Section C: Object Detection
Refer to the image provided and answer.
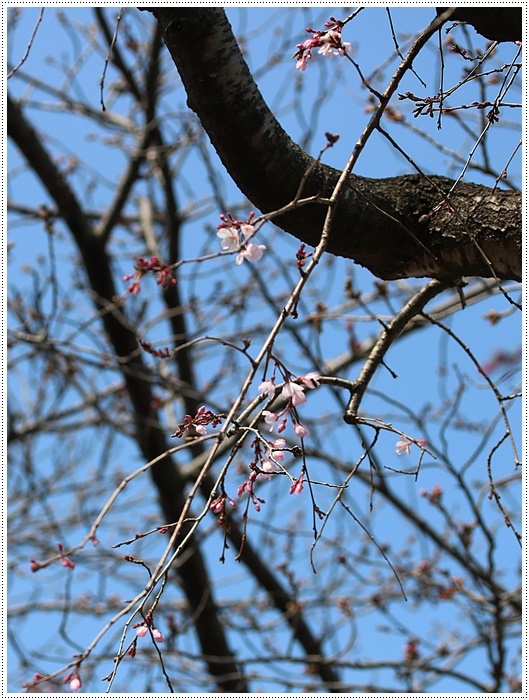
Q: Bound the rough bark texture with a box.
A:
[436,7,522,42]
[147,7,521,282]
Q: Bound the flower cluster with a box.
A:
[210,492,237,527]
[217,211,266,265]
[171,405,225,438]
[123,256,176,295]
[293,17,352,71]
[259,371,320,435]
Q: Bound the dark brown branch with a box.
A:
[436,7,522,42]
[145,8,521,281]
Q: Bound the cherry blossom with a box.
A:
[262,410,278,430]
[281,380,307,406]
[293,17,351,71]
[396,439,412,455]
[136,624,149,638]
[217,226,240,252]
[217,212,266,265]
[258,379,276,398]
[396,437,428,454]
[236,241,266,266]
[300,371,321,388]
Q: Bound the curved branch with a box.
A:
[436,7,522,42]
[146,8,521,282]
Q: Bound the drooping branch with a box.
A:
[145,8,521,282]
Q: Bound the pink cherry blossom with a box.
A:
[236,242,266,265]
[300,371,321,388]
[195,425,207,435]
[396,439,412,455]
[240,223,255,237]
[259,379,276,399]
[259,460,277,479]
[136,625,149,638]
[281,381,306,406]
[262,411,278,431]
[318,42,336,58]
[217,227,240,251]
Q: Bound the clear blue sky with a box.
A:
[7,6,522,693]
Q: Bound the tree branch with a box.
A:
[144,7,521,281]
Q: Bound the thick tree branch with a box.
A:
[146,7,521,282]
[436,7,522,43]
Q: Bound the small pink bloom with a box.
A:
[136,625,149,638]
[416,438,428,449]
[260,460,277,479]
[236,242,266,265]
[396,439,412,455]
[217,227,240,251]
[296,57,308,71]
[281,381,306,406]
[61,557,75,569]
[240,223,255,237]
[152,628,165,643]
[271,438,286,449]
[300,371,321,388]
[262,411,278,431]
[294,423,308,438]
[259,379,276,399]
[195,425,207,435]
[318,42,335,58]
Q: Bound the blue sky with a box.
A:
[6,6,522,693]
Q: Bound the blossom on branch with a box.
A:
[293,17,352,71]
[396,437,427,455]
[281,381,307,406]
[123,256,176,295]
[217,212,266,265]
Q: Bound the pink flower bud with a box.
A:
[152,628,165,643]
[70,677,82,691]
[294,423,308,438]
[136,625,149,638]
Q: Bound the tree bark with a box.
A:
[436,7,522,42]
[146,7,521,282]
